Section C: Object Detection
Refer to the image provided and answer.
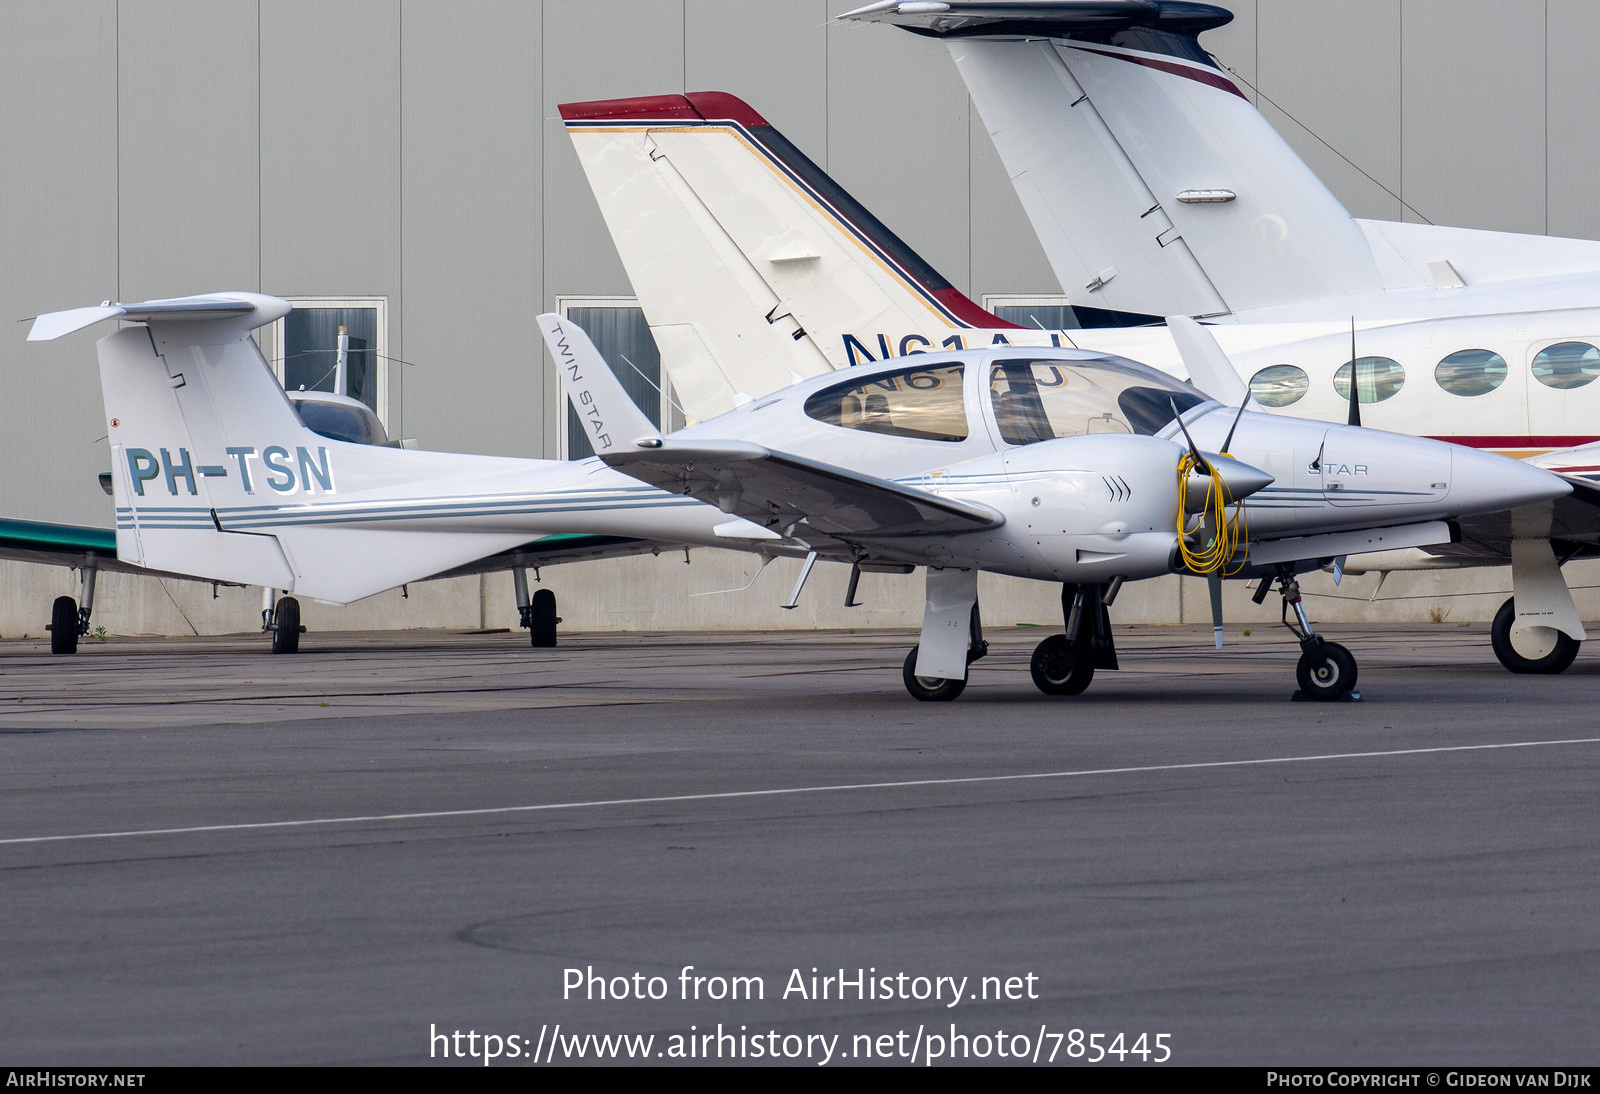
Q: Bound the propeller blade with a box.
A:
[1169,397,1212,476]
[1207,570,1225,650]
[1219,396,1249,456]
[1346,317,1362,427]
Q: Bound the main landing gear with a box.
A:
[903,603,988,701]
[262,589,305,654]
[513,568,561,647]
[1489,596,1580,675]
[47,565,98,655]
[1028,582,1120,697]
[1261,565,1358,702]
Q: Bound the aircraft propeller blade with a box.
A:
[1219,396,1249,456]
[1207,569,1225,650]
[1346,317,1362,428]
[1169,397,1212,476]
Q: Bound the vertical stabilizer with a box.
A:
[32,293,539,601]
[843,2,1389,316]
[561,93,1020,420]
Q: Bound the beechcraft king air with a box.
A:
[559,5,1600,675]
[24,292,1564,701]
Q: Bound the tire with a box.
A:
[1490,597,1579,675]
[49,596,78,656]
[271,596,301,655]
[1296,641,1357,701]
[529,588,558,648]
[1029,634,1094,696]
[901,646,966,701]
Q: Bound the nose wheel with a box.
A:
[1268,566,1359,702]
[1295,641,1357,700]
[1029,634,1095,695]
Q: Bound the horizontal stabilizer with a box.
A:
[838,1,1232,38]
[602,439,1003,540]
[29,293,290,342]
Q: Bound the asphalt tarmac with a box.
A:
[0,624,1595,1066]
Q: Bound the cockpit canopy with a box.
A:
[802,354,1208,445]
[989,357,1209,444]
[288,390,391,446]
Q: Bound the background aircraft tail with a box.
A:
[32,294,535,602]
[845,1,1600,314]
[562,92,1031,421]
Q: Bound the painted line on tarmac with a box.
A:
[3,736,1598,847]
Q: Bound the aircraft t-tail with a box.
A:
[559,76,1600,676]
[29,292,1563,700]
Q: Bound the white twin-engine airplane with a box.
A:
[558,0,1600,676]
[26,290,1564,701]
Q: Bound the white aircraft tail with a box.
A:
[842,1,1386,316]
[845,2,1600,313]
[30,293,537,602]
[561,92,1144,421]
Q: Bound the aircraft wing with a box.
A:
[423,533,681,580]
[601,440,1004,544]
[0,516,157,575]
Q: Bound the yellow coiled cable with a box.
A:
[1175,452,1249,575]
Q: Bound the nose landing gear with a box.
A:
[1028,582,1119,697]
[1264,566,1359,702]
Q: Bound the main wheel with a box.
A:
[1490,597,1579,674]
[271,596,301,655]
[1029,634,1094,696]
[49,596,78,655]
[529,588,558,648]
[901,646,966,701]
[1296,641,1357,701]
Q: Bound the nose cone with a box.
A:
[1185,452,1274,512]
[1448,446,1572,514]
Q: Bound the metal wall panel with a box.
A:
[685,0,829,162]
[1256,0,1404,222]
[1401,0,1545,234]
[400,1,543,457]
[0,1,119,525]
[823,16,973,295]
[258,2,402,307]
[117,0,260,302]
[540,0,686,454]
[1546,0,1600,241]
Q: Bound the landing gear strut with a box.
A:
[513,568,561,647]
[262,589,304,654]
[1266,566,1358,701]
[47,565,98,655]
[1029,582,1119,696]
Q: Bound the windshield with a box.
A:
[988,357,1208,445]
[292,398,390,446]
[803,362,967,442]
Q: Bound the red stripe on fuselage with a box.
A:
[1425,436,1600,449]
